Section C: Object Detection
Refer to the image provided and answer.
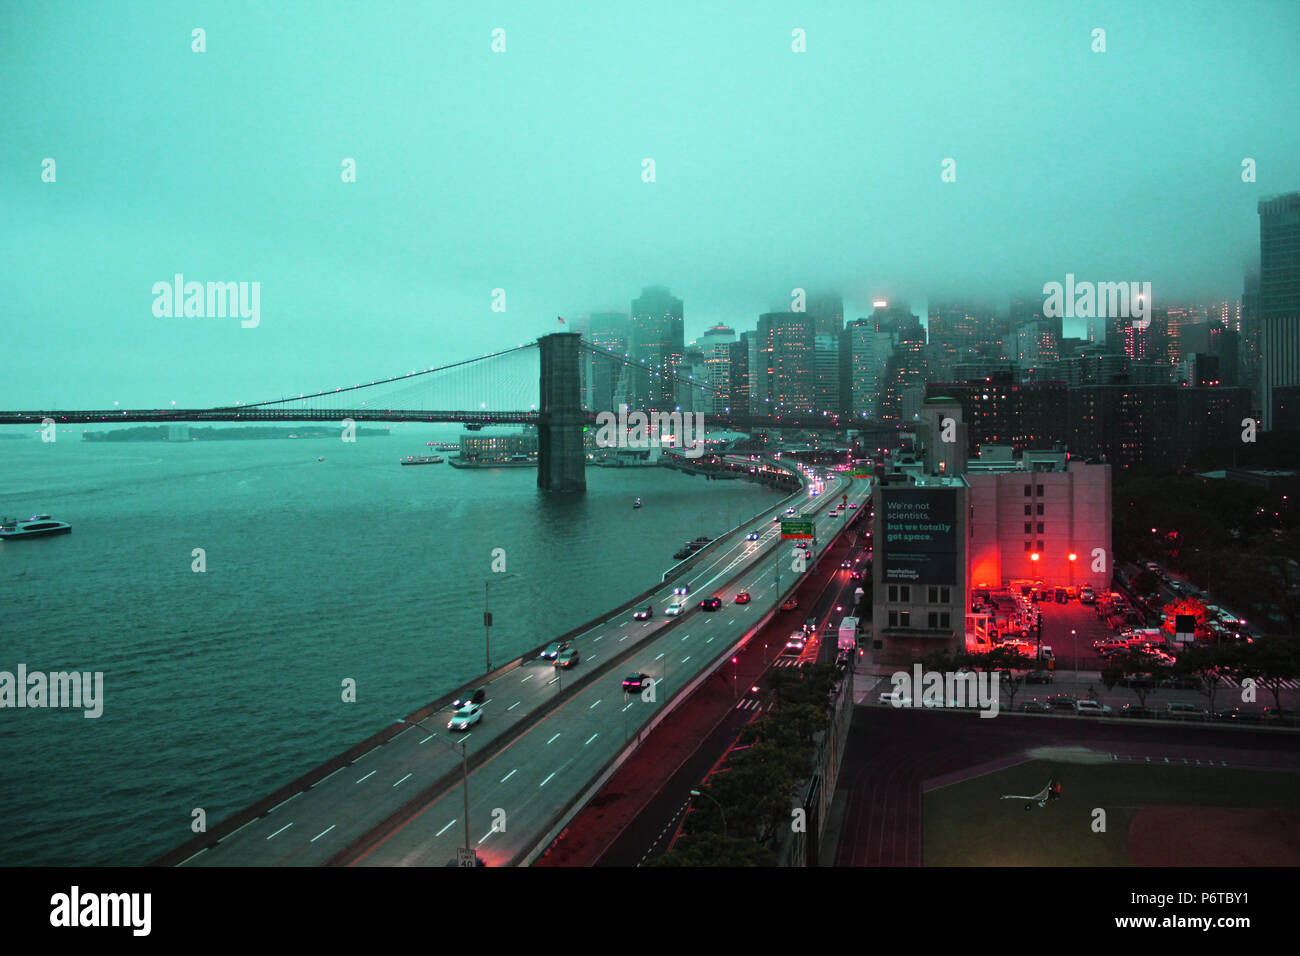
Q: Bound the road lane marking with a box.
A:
[478,829,496,845]
[266,823,293,840]
[311,825,336,843]
[681,634,690,641]
[436,820,457,836]
[682,656,690,663]
[393,773,413,788]
[585,732,599,745]
[589,699,601,709]
[547,733,561,744]
[508,701,521,710]
[419,734,434,744]
[356,770,377,784]
[501,769,518,783]
[540,772,556,787]
[623,701,634,711]
[595,635,604,642]
[655,653,665,661]
[521,674,534,683]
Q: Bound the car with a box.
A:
[1079,585,1095,604]
[803,617,818,634]
[841,559,852,569]
[633,606,653,620]
[1075,700,1112,716]
[1022,699,1050,713]
[673,584,691,595]
[1166,702,1207,720]
[539,641,571,660]
[451,688,486,707]
[1156,675,1201,690]
[746,531,759,541]
[781,597,799,610]
[734,590,751,604]
[554,648,580,669]
[1047,695,1078,713]
[879,691,911,707]
[848,503,858,509]
[699,596,722,611]
[1120,704,1158,719]
[786,507,797,515]
[448,703,483,731]
[1024,670,1053,684]
[665,600,687,616]
[850,570,862,580]
[785,632,806,652]
[622,672,653,692]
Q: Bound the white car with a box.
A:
[665,601,686,617]
[1075,700,1112,716]
[448,703,483,731]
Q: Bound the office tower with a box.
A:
[1015,321,1060,366]
[1258,193,1300,429]
[677,345,709,412]
[842,318,893,420]
[1209,323,1239,386]
[697,324,736,414]
[806,291,844,337]
[756,312,815,417]
[927,304,985,382]
[879,310,927,423]
[629,285,684,411]
[728,334,751,417]
[813,333,841,416]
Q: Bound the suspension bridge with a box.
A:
[0,333,861,491]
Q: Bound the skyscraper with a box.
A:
[806,291,845,338]
[629,286,684,411]
[1258,193,1300,429]
[756,312,815,417]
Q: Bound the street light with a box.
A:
[483,573,517,672]
[1071,628,1078,688]
[396,717,472,856]
[689,788,727,835]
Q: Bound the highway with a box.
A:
[181,465,873,866]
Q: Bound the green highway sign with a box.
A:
[781,520,813,539]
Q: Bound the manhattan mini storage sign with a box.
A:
[881,488,957,584]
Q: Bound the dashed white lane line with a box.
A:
[682,656,691,663]
[585,732,599,745]
[540,772,556,787]
[393,773,413,788]
[589,699,601,709]
[655,653,665,661]
[356,770,377,784]
[521,674,534,683]
[595,635,604,642]
[420,734,434,744]
[436,820,457,837]
[547,733,561,745]
[508,701,521,711]
[501,769,518,783]
[311,825,335,843]
[266,823,293,840]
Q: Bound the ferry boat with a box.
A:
[633,498,642,509]
[400,455,444,466]
[0,514,72,539]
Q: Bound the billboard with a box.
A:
[881,487,958,584]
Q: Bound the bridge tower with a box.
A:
[537,331,587,492]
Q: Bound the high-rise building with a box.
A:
[806,291,844,338]
[842,318,893,419]
[1208,323,1239,386]
[1258,193,1300,429]
[629,285,684,411]
[813,333,841,416]
[927,304,985,382]
[698,324,736,414]
[756,312,815,417]
[728,334,752,417]
[878,307,927,423]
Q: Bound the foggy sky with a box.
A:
[3,0,1299,408]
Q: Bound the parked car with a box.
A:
[1047,695,1078,713]
[1079,585,1095,604]
[1022,699,1050,713]
[1024,670,1053,684]
[1166,702,1207,720]
[1076,700,1113,716]
[1120,704,1158,719]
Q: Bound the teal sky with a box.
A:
[3,0,1298,408]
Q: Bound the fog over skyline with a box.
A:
[3,0,1299,407]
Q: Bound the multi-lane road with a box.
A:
[181,467,873,866]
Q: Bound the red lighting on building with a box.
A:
[1030,552,1040,562]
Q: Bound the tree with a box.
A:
[1177,642,1243,713]
[970,647,1029,712]
[1100,649,1168,707]
[1236,636,1300,710]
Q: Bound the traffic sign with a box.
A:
[781,520,813,539]
[456,847,476,867]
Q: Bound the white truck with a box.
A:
[838,616,859,652]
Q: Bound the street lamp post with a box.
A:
[1072,628,1078,689]
[398,717,471,856]
[689,788,727,835]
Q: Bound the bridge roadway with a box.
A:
[180,472,872,866]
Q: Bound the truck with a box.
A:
[838,616,859,652]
